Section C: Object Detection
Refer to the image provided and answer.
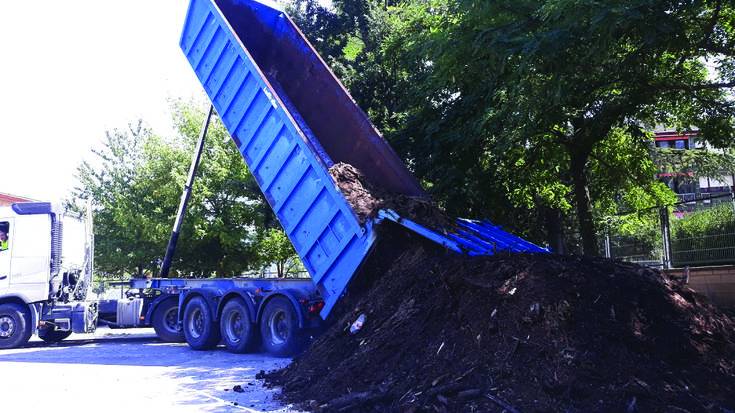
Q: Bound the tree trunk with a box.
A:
[569,153,598,256]
[545,206,568,254]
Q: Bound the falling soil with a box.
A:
[263,164,735,412]
[329,162,455,229]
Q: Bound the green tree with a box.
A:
[382,0,734,255]
[75,121,159,277]
[288,0,404,133]
[671,202,735,266]
[652,145,735,184]
[74,101,270,278]
[256,228,304,277]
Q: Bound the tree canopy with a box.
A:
[294,0,735,255]
[74,101,298,278]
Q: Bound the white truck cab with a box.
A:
[0,202,95,349]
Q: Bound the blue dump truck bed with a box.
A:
[180,0,547,317]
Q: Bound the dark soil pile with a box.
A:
[264,163,735,412]
[266,244,735,412]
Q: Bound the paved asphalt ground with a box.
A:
[0,327,302,413]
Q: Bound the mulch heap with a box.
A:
[328,162,455,229]
[263,163,735,413]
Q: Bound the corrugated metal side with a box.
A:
[180,0,376,316]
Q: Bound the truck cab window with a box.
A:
[0,221,9,251]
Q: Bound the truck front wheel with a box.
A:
[183,296,221,350]
[220,298,260,354]
[152,298,185,343]
[260,296,303,357]
[0,303,33,349]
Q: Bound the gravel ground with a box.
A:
[0,327,302,413]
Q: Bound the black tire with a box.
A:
[38,329,72,343]
[260,296,303,357]
[183,296,221,350]
[151,298,185,343]
[0,303,33,349]
[220,298,260,353]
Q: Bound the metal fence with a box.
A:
[603,193,735,268]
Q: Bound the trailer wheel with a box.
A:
[152,298,185,343]
[260,296,303,357]
[0,303,33,349]
[183,296,221,350]
[220,298,260,353]
[38,329,72,343]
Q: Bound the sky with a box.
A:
[0,0,206,201]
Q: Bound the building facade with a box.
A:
[654,130,734,202]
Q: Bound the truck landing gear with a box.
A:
[0,303,32,349]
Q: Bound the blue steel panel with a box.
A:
[292,193,334,251]
[232,91,270,145]
[318,230,376,294]
[219,66,255,125]
[181,0,376,316]
[256,137,295,188]
[262,145,306,196]
[297,193,340,251]
[376,209,548,256]
[278,169,322,230]
[244,111,281,167]
[205,44,238,98]
[198,29,228,82]
[457,219,547,253]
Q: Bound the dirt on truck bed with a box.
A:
[329,162,455,229]
[263,164,735,413]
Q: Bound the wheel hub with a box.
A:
[231,315,243,337]
[164,309,178,331]
[223,311,243,343]
[189,310,204,338]
[0,316,15,338]
[270,311,288,344]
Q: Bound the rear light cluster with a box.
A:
[307,301,324,317]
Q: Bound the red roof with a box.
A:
[654,131,698,141]
[0,192,35,207]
